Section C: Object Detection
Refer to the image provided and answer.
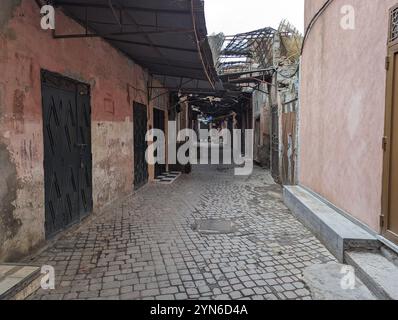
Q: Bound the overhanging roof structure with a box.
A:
[42,0,221,93]
[215,27,277,75]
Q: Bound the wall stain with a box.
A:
[0,83,5,118]
[13,89,25,118]
[13,89,25,133]
[4,27,17,40]
[0,0,22,30]
[0,143,22,256]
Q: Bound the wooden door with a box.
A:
[382,7,398,244]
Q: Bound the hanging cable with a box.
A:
[301,0,335,55]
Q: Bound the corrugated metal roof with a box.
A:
[50,0,222,92]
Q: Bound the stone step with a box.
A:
[154,171,182,184]
[0,265,42,300]
[380,245,398,268]
[302,263,376,300]
[284,186,380,262]
[345,250,398,300]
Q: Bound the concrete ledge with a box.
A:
[303,263,376,300]
[0,265,41,300]
[345,251,398,300]
[283,186,380,262]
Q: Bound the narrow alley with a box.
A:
[29,164,334,300]
[2,0,398,307]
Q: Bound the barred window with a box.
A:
[390,6,398,43]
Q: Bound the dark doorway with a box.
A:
[153,108,166,178]
[254,117,260,162]
[134,102,149,190]
[271,104,280,183]
[41,70,93,239]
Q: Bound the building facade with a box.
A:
[0,1,170,262]
[299,0,398,246]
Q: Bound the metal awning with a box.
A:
[44,0,221,93]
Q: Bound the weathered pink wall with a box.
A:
[300,0,396,231]
[0,0,168,261]
[304,0,328,29]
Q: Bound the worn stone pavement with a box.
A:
[29,164,335,300]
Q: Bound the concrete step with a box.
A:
[345,250,398,300]
[0,265,41,300]
[284,186,380,262]
[380,245,398,268]
[302,263,376,300]
[154,171,182,184]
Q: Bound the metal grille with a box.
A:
[390,6,398,43]
[41,71,92,238]
[134,102,149,190]
[153,108,166,178]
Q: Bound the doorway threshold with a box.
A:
[154,171,181,184]
[378,236,398,255]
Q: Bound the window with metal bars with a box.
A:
[390,5,398,44]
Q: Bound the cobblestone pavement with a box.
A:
[30,164,335,300]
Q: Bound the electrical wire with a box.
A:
[301,0,335,55]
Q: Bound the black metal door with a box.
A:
[134,102,149,189]
[41,71,92,238]
[76,85,93,218]
[153,108,166,178]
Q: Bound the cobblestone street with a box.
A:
[30,164,335,300]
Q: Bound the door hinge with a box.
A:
[380,214,385,228]
[386,56,390,70]
[383,136,388,151]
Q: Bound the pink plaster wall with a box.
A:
[300,0,396,232]
[304,0,328,29]
[0,0,168,261]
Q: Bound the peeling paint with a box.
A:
[13,89,25,119]
[0,0,22,30]
[4,28,17,40]
[0,143,22,247]
[12,89,25,134]
[0,0,168,262]
[0,83,5,117]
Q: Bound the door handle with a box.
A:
[382,136,388,152]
